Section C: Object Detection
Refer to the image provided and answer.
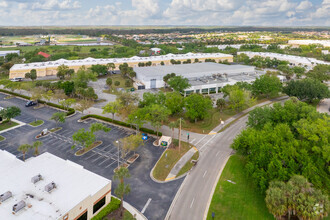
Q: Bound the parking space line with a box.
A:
[141,198,152,214]
[98,158,112,166]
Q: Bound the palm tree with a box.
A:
[114,167,131,217]
[168,121,177,147]
[33,141,43,156]
[18,144,32,161]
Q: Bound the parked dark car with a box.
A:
[25,101,37,107]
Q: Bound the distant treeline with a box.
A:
[0,26,329,36]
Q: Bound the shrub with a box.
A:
[91,197,121,220]
[114,81,120,86]
[81,114,161,136]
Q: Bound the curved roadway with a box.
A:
[166,114,248,220]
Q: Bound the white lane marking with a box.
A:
[190,198,195,208]
[141,198,152,214]
[199,135,217,151]
[194,135,208,146]
[203,170,208,178]
[216,151,220,157]
[190,138,196,144]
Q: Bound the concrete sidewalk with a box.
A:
[165,146,198,181]
[210,95,288,133]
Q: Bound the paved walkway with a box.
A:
[317,98,330,114]
[210,95,288,133]
[165,147,198,181]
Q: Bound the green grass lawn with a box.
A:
[0,135,5,141]
[152,141,192,181]
[0,120,19,131]
[207,155,274,220]
[168,108,237,134]
[176,151,199,177]
[103,75,134,94]
[29,120,44,127]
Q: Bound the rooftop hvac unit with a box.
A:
[31,174,42,184]
[12,201,26,213]
[45,182,56,193]
[0,191,12,202]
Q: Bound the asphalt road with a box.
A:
[0,93,182,220]
[166,115,248,220]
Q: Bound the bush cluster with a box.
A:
[91,197,121,220]
[81,114,161,136]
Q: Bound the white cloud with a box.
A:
[0,1,8,7]
[310,0,330,18]
[0,0,328,26]
[297,0,313,11]
[32,0,81,10]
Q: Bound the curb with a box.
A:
[111,195,148,220]
[202,155,231,220]
[0,119,26,134]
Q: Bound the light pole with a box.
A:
[135,116,138,134]
[116,140,120,169]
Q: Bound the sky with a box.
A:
[0,0,329,26]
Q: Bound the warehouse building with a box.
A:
[0,50,20,57]
[134,62,257,96]
[9,52,233,79]
[0,150,112,220]
[288,40,330,47]
[237,51,329,68]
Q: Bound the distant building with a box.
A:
[0,150,111,220]
[0,50,20,57]
[150,48,161,55]
[134,62,257,96]
[237,51,329,68]
[288,40,330,47]
[9,53,233,79]
[37,51,51,59]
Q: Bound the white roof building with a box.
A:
[288,40,330,47]
[237,51,329,68]
[0,150,111,220]
[0,50,20,57]
[10,52,233,73]
[134,62,257,95]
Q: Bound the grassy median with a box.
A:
[29,120,44,127]
[152,140,191,181]
[0,120,19,131]
[207,155,273,220]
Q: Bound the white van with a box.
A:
[10,77,23,82]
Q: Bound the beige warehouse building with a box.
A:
[9,52,233,79]
[0,150,112,220]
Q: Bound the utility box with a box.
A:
[0,191,12,203]
[45,182,56,193]
[12,201,26,213]
[31,174,42,184]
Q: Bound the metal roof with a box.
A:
[134,62,255,80]
[10,52,233,71]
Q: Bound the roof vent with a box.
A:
[0,191,12,203]
[45,182,56,193]
[12,201,26,213]
[31,174,42,184]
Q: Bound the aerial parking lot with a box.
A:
[0,93,183,219]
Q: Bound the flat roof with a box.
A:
[0,150,111,220]
[0,50,20,55]
[134,62,255,80]
[10,52,233,71]
[238,51,329,66]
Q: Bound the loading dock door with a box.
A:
[150,79,156,89]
